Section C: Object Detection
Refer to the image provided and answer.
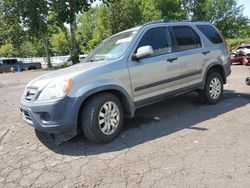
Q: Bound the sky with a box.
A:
[237,0,250,18]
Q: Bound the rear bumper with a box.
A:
[19,96,79,136]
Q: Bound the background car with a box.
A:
[230,43,250,65]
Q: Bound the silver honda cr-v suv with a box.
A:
[20,20,231,143]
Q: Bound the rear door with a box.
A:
[196,24,230,73]
[169,25,205,89]
[127,26,181,106]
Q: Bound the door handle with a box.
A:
[202,51,210,55]
[167,57,178,63]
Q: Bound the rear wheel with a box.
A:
[199,72,223,104]
[80,93,124,144]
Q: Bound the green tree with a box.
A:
[0,1,27,56]
[88,5,111,49]
[49,12,71,55]
[107,0,142,33]
[77,8,98,52]
[190,0,250,38]
[210,0,249,38]
[50,0,111,64]
[0,43,16,57]
[156,0,187,20]
[190,0,213,21]
[88,0,142,49]
[19,40,37,57]
[2,0,53,67]
[51,31,69,55]
[140,0,161,22]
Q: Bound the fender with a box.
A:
[71,82,135,122]
[201,62,226,88]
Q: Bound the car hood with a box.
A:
[27,61,109,90]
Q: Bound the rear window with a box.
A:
[172,26,202,51]
[196,25,223,44]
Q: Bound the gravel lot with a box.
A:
[0,66,250,188]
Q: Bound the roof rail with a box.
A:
[179,19,198,22]
[143,19,169,26]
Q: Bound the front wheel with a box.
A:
[80,93,124,144]
[199,72,224,104]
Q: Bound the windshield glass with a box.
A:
[85,29,139,62]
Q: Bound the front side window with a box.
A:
[172,26,202,51]
[137,27,171,57]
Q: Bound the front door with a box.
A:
[127,26,181,107]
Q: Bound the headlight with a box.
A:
[37,78,73,101]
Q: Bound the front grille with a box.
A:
[24,87,38,101]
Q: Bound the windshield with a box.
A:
[85,29,139,62]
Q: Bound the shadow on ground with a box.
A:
[36,89,250,156]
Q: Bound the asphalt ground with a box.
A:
[0,66,250,187]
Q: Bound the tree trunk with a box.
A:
[44,37,52,68]
[69,19,79,64]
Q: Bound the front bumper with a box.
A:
[19,96,79,136]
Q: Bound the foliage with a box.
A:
[156,0,187,20]
[51,31,69,55]
[227,38,250,48]
[4,0,53,67]
[0,0,250,59]
[211,0,249,38]
[139,0,161,22]
[87,6,111,49]
[107,0,142,33]
[191,0,250,38]
[0,43,16,57]
[190,0,213,21]
[20,41,40,57]
[50,0,110,64]
[77,8,98,52]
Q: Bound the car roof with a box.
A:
[108,19,212,38]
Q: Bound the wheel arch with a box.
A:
[203,63,226,86]
[76,85,135,132]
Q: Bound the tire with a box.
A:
[80,92,124,144]
[199,72,224,104]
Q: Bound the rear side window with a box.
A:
[172,26,202,51]
[137,27,171,56]
[196,25,223,44]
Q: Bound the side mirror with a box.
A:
[133,45,153,60]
